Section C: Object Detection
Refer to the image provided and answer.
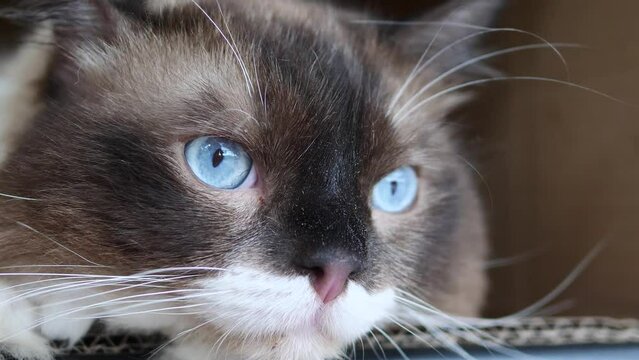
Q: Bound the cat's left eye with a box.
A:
[371,166,419,213]
[185,136,257,190]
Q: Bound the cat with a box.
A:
[0,0,501,359]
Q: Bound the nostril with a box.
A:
[292,250,365,303]
[310,263,355,304]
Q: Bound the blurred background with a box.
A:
[347,0,639,318]
[1,1,638,319]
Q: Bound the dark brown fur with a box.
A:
[0,0,501,358]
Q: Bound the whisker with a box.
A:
[149,316,220,358]
[387,316,440,355]
[251,54,266,112]
[394,43,581,120]
[372,325,409,360]
[351,19,570,79]
[0,264,105,270]
[484,248,544,270]
[190,0,253,96]
[363,331,384,360]
[397,75,631,123]
[383,27,572,116]
[3,274,188,306]
[389,22,445,112]
[503,241,606,319]
[210,319,241,358]
[370,330,388,360]
[215,0,254,94]
[135,266,228,276]
[73,303,210,320]
[394,292,522,357]
[1,287,214,343]
[37,275,200,309]
[0,192,38,201]
[14,221,104,266]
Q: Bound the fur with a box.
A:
[0,0,501,358]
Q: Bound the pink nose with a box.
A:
[310,264,354,304]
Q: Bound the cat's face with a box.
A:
[0,0,499,358]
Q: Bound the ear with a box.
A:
[0,1,149,96]
[0,1,147,163]
[388,0,505,73]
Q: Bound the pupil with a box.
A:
[390,181,398,195]
[212,148,224,167]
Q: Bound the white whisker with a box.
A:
[394,43,581,120]
[351,19,571,78]
[363,331,385,360]
[150,316,220,358]
[14,221,104,266]
[389,23,445,112]
[0,192,38,201]
[135,266,228,276]
[37,275,200,309]
[372,325,409,360]
[190,0,253,96]
[397,75,631,123]
[74,303,209,320]
[504,241,606,319]
[1,287,213,343]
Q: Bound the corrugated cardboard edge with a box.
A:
[50,317,639,356]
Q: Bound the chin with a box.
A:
[171,266,396,360]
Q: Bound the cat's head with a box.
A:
[0,0,500,358]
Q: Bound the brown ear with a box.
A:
[0,0,148,97]
[387,0,504,75]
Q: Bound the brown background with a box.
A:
[354,0,639,318]
[2,1,638,318]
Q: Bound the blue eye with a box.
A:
[371,166,418,213]
[185,137,256,190]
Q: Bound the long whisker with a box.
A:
[3,277,145,306]
[362,331,384,360]
[484,248,544,270]
[387,316,440,354]
[190,0,253,96]
[351,19,570,79]
[394,293,523,357]
[372,325,410,360]
[394,43,581,120]
[502,241,606,320]
[149,316,221,358]
[397,75,631,123]
[0,192,38,201]
[37,275,200,309]
[14,221,104,266]
[389,23,445,112]
[2,274,187,305]
[74,302,210,320]
[1,287,213,343]
[394,242,606,354]
[384,28,572,116]
[0,264,105,270]
[215,0,253,94]
[135,266,228,276]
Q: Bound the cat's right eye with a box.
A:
[184,137,257,190]
[371,166,419,213]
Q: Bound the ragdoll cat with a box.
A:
[0,0,501,359]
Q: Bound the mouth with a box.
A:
[194,266,396,345]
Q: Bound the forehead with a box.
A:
[71,2,407,179]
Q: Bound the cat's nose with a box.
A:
[295,252,363,304]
